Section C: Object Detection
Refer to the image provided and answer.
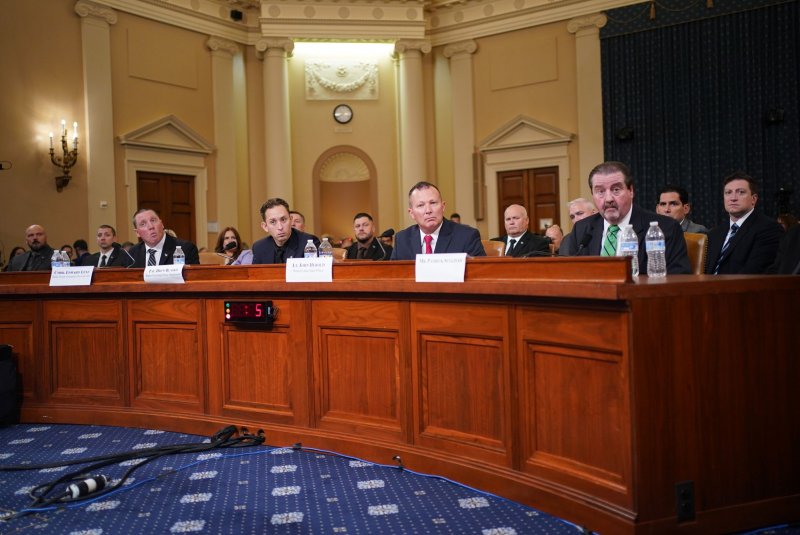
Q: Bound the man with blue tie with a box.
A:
[705,172,783,274]
[391,181,485,260]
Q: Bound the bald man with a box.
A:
[7,224,56,271]
[491,204,550,258]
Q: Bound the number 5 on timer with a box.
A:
[224,301,276,325]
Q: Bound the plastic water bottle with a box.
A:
[618,224,639,276]
[304,239,317,258]
[318,237,333,258]
[645,221,667,278]
[51,250,62,269]
[173,246,185,265]
[60,250,71,267]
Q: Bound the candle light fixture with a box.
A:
[49,119,79,192]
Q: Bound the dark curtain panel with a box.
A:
[601,0,800,228]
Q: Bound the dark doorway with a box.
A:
[136,171,196,243]
[497,166,559,234]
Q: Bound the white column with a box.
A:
[206,37,239,233]
[394,39,431,212]
[256,38,294,205]
[444,40,478,224]
[74,0,117,235]
[568,14,607,199]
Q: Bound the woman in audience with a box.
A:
[214,226,243,265]
[3,246,26,271]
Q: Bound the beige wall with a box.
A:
[0,0,594,264]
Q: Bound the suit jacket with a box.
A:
[562,206,691,275]
[490,231,550,258]
[346,238,392,261]
[80,246,134,268]
[7,246,55,272]
[682,219,709,234]
[252,229,320,264]
[705,211,783,275]
[390,219,486,260]
[128,234,200,268]
[767,224,800,274]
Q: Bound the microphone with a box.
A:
[379,228,395,238]
[224,241,238,251]
[120,246,136,267]
[576,230,593,254]
[66,475,108,499]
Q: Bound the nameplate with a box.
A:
[286,257,333,282]
[49,266,95,287]
[415,253,467,283]
[144,264,185,284]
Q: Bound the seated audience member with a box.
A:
[128,209,200,267]
[2,246,26,271]
[705,171,783,275]
[561,161,690,274]
[81,224,134,268]
[490,204,549,257]
[289,210,306,232]
[252,199,320,263]
[59,244,75,264]
[559,197,598,255]
[6,224,55,272]
[656,184,709,234]
[777,213,798,232]
[232,249,253,265]
[73,239,91,266]
[767,223,800,274]
[449,213,461,224]
[391,182,485,260]
[347,213,392,260]
[545,225,563,254]
[214,226,243,265]
[121,241,134,252]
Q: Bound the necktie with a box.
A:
[424,235,433,254]
[507,238,517,255]
[275,247,286,264]
[147,249,157,266]
[357,247,366,259]
[100,255,107,267]
[601,225,620,257]
[713,223,739,274]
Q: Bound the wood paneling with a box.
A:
[0,301,36,400]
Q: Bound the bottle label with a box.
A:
[645,240,665,252]
[174,258,185,265]
[619,241,638,253]
[304,252,316,258]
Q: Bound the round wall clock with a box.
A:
[333,104,353,124]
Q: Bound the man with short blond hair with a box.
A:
[128,208,200,267]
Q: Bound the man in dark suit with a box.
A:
[705,172,783,275]
[80,224,134,268]
[252,198,320,263]
[128,209,200,267]
[491,204,550,257]
[6,224,55,272]
[391,182,485,260]
[561,161,691,274]
[347,212,392,260]
[767,223,800,274]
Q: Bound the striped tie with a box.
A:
[147,248,157,266]
[601,225,620,257]
[713,223,739,274]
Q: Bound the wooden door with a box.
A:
[497,167,559,234]
[136,171,195,242]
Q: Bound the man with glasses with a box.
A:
[561,161,691,274]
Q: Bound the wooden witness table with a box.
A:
[1,258,798,534]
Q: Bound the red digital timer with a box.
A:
[224,301,275,323]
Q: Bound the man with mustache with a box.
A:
[7,224,56,271]
[561,161,690,275]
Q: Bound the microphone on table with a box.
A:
[576,230,593,254]
[112,242,136,268]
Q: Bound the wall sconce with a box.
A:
[49,119,78,192]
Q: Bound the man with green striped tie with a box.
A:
[561,161,691,275]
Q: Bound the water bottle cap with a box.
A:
[649,221,658,226]
[307,239,313,244]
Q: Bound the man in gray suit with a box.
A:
[656,184,709,234]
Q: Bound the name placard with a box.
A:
[415,253,467,283]
[286,257,333,283]
[49,266,95,287]
[143,264,185,284]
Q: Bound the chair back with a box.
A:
[199,251,227,265]
[332,248,348,261]
[481,240,505,257]
[683,232,708,275]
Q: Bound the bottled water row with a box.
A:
[617,221,667,278]
[304,237,333,258]
[50,250,72,268]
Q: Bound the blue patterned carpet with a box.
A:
[0,424,582,534]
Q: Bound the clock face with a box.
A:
[333,104,353,124]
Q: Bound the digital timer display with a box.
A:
[224,301,276,324]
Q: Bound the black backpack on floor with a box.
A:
[0,344,20,426]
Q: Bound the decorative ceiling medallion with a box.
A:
[305,59,379,100]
